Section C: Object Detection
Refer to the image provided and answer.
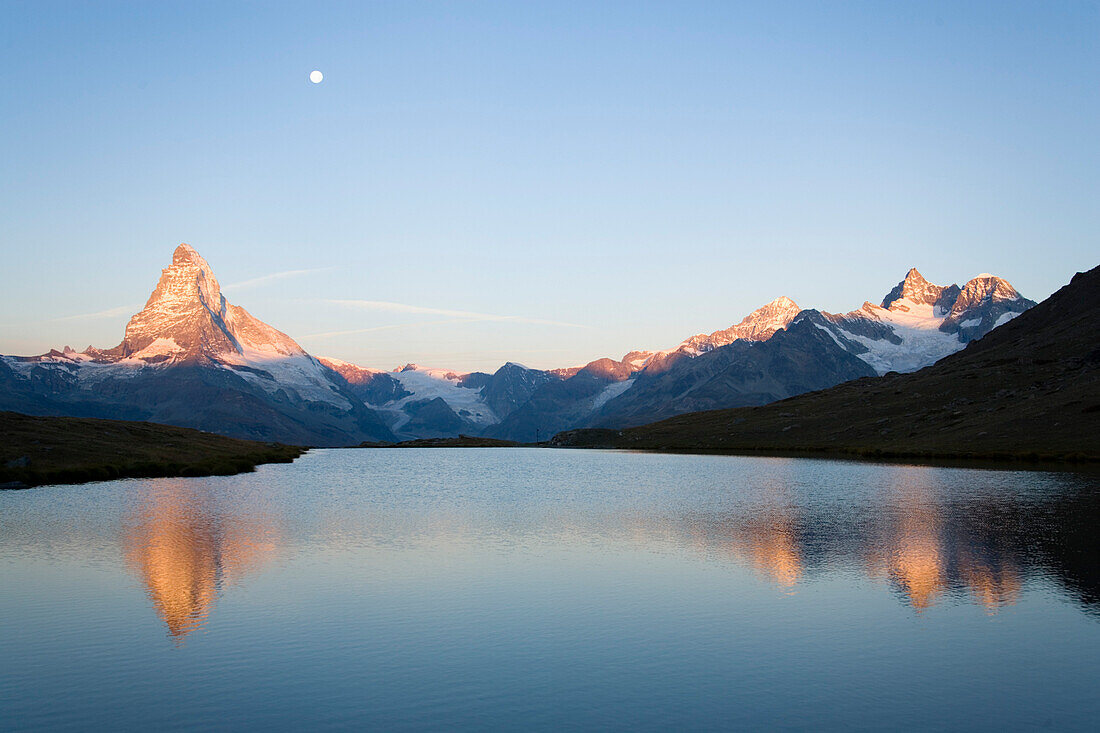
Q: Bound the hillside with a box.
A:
[0,411,306,488]
[552,265,1100,463]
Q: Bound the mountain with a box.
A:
[0,244,394,446]
[588,317,877,429]
[632,296,804,376]
[460,362,561,419]
[800,268,1036,374]
[485,270,1033,439]
[315,268,1034,441]
[485,359,637,442]
[319,358,562,440]
[2,252,1038,446]
[552,265,1100,462]
[342,298,811,442]
[675,296,804,356]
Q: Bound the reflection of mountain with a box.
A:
[311,472,1097,616]
[663,478,1092,613]
[122,481,280,640]
[671,503,1017,611]
[870,501,948,611]
[730,512,803,588]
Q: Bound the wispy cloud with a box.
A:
[224,267,333,291]
[52,304,140,322]
[302,318,480,340]
[326,300,585,329]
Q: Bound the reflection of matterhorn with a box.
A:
[123,481,281,641]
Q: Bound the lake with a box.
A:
[2,448,1098,730]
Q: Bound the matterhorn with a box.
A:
[0,244,394,445]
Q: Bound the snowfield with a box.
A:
[388,366,497,425]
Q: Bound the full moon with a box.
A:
[309,70,323,84]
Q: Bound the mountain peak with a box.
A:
[881,268,952,310]
[173,242,199,258]
[676,296,802,355]
[108,244,305,362]
[739,297,800,327]
[946,274,1030,322]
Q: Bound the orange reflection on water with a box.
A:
[724,514,803,588]
[960,555,1022,612]
[122,481,280,641]
[672,505,804,589]
[876,504,946,611]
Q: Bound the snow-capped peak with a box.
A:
[881,268,946,310]
[676,296,802,355]
[810,268,1035,375]
[946,274,1027,320]
[108,243,308,363]
[3,244,356,410]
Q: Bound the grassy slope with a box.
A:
[553,266,1100,463]
[0,411,306,488]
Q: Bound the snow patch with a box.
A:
[590,378,635,411]
[217,350,352,408]
[385,368,497,425]
[839,301,965,374]
[132,337,183,359]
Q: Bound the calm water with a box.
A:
[1,449,1098,731]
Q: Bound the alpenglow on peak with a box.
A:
[113,243,306,361]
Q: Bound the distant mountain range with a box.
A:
[0,244,1038,445]
[326,264,1034,441]
[552,264,1100,462]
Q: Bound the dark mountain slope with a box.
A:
[486,363,630,443]
[593,318,877,428]
[461,362,561,421]
[553,265,1100,462]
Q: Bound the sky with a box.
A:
[1,1,1097,372]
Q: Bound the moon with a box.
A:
[309,70,323,84]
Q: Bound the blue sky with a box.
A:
[2,1,1097,371]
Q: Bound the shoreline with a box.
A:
[1,411,307,490]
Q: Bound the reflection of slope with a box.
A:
[887,516,945,611]
[863,479,947,611]
[734,515,803,587]
[681,509,803,588]
[959,555,1021,612]
[122,481,280,641]
[311,485,1038,614]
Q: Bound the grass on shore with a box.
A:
[1,411,306,489]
